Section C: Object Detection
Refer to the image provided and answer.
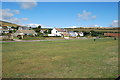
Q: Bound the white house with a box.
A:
[2,26,14,31]
[49,28,66,36]
[78,32,84,36]
[0,26,9,35]
[48,28,84,37]
[68,31,84,37]
[0,29,9,34]
[75,32,78,36]
[7,26,14,31]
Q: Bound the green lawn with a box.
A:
[2,38,118,78]
[22,36,45,40]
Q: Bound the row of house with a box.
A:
[1,25,119,39]
[0,26,10,34]
[0,25,37,36]
[0,25,84,38]
[48,28,84,37]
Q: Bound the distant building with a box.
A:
[0,25,10,35]
[40,29,49,34]
[50,28,66,36]
[1,25,14,31]
[18,26,30,30]
[0,29,9,34]
[48,28,84,37]
[104,33,120,37]
[68,31,84,37]
[68,31,76,37]
[78,32,84,36]
[40,30,46,33]
[14,30,37,36]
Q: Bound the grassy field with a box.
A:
[2,38,118,78]
[66,28,119,32]
[22,36,65,40]
[22,36,45,40]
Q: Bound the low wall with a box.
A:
[104,33,120,37]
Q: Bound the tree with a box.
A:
[73,30,79,32]
[77,33,80,37]
[48,29,51,34]
[34,25,41,33]
[11,26,15,28]
[16,26,20,30]
[9,30,13,33]
[90,30,104,37]
[29,27,32,30]
[90,30,97,37]
[38,25,41,29]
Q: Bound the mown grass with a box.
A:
[2,38,118,78]
[19,36,64,40]
[22,36,45,40]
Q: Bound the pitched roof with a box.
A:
[0,28,9,31]
[62,32,70,36]
[1,26,8,29]
[19,26,30,30]
[55,28,66,32]
[2,25,8,26]
[15,30,37,34]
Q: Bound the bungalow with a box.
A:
[0,29,9,34]
[14,30,37,36]
[68,31,84,37]
[0,26,9,35]
[68,31,76,37]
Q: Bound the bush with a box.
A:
[77,34,80,37]
[83,32,90,36]
[2,33,8,36]
[2,39,13,41]
[36,32,43,37]
[90,30,104,37]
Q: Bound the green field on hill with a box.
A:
[2,38,118,78]
[66,28,119,32]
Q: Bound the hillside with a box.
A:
[0,20,20,27]
[65,27,119,32]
